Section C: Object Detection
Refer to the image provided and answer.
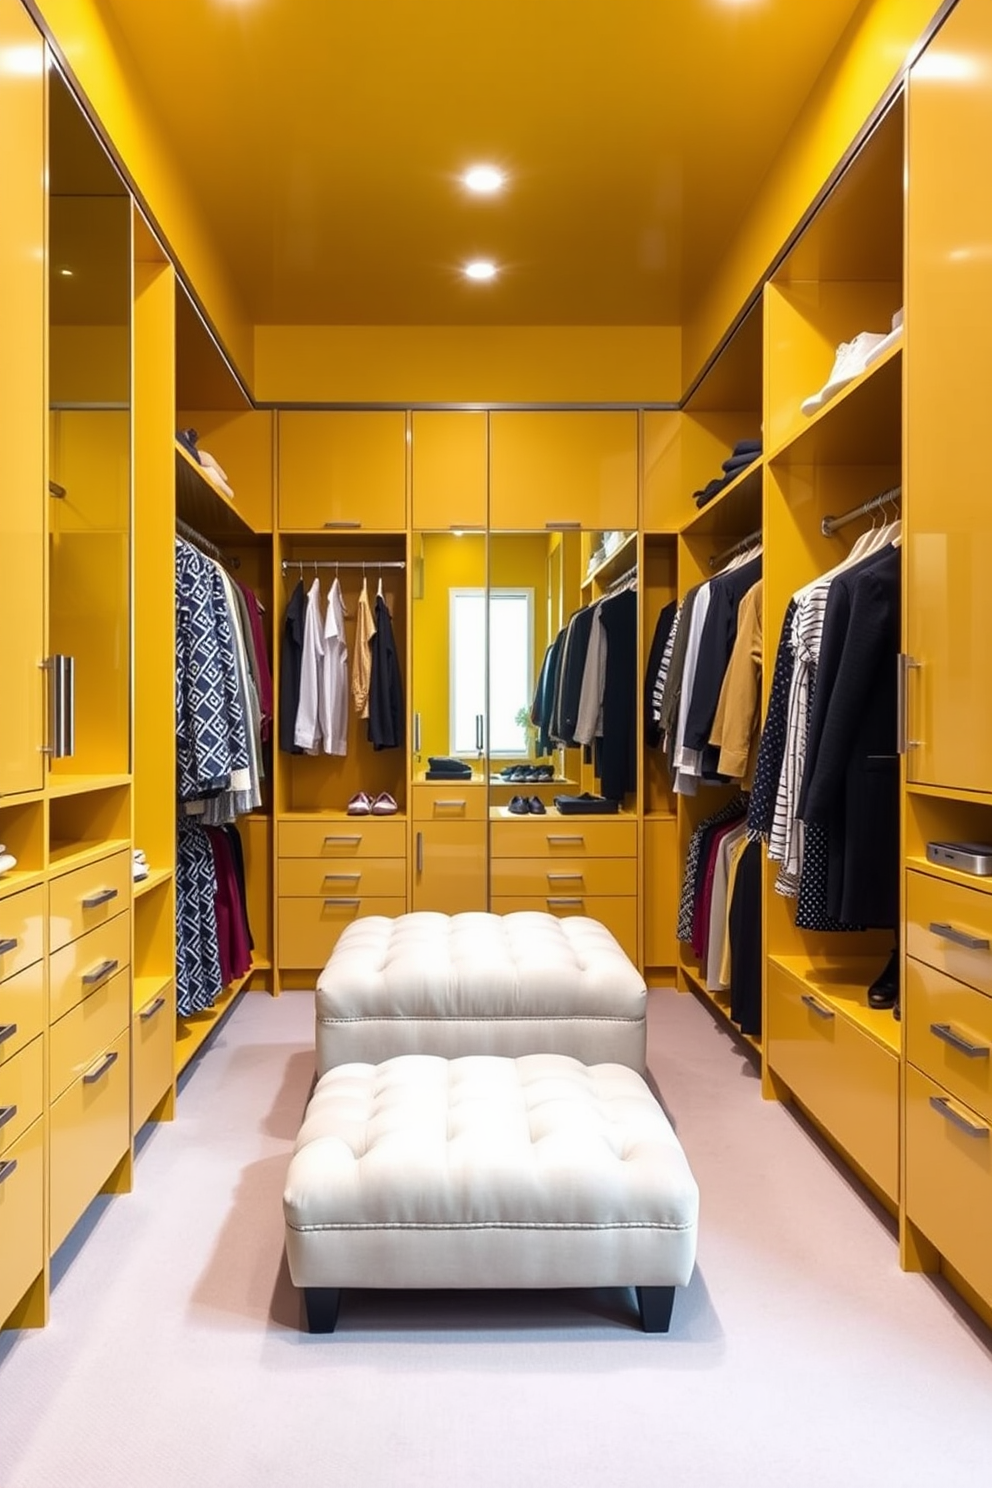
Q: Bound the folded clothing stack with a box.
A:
[425,755,473,781]
[553,793,619,816]
[176,427,236,500]
[693,438,762,509]
[0,842,17,876]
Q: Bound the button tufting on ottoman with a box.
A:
[314,912,647,1075]
[283,1053,699,1333]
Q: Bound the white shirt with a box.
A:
[320,578,349,756]
[294,578,325,755]
[574,603,607,746]
[672,582,712,794]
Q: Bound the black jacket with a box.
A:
[278,580,306,754]
[368,595,404,750]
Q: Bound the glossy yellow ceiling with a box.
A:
[102,0,867,326]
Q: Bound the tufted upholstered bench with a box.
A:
[283,1052,700,1333]
[314,911,647,1076]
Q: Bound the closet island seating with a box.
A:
[313,911,647,1075]
[283,1053,700,1333]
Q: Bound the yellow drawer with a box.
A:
[906,1064,992,1310]
[49,848,131,952]
[49,911,131,1024]
[0,1115,44,1329]
[0,958,45,1066]
[491,856,637,897]
[279,857,407,899]
[0,1036,44,1155]
[906,957,992,1125]
[907,871,992,996]
[50,1025,130,1255]
[490,818,637,859]
[133,980,175,1131]
[489,894,638,963]
[412,784,487,821]
[50,965,130,1101]
[767,960,898,1202]
[277,895,408,969]
[278,818,406,860]
[0,885,44,985]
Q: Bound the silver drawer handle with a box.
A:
[82,887,119,910]
[0,1023,17,1045]
[929,921,990,952]
[434,799,467,809]
[83,1049,118,1085]
[547,835,584,845]
[930,1022,990,1059]
[323,520,361,528]
[324,899,361,908]
[0,937,18,956]
[324,835,361,845]
[547,872,583,881]
[929,1095,990,1139]
[82,958,119,986]
[801,994,835,1021]
[139,997,166,1022]
[545,521,581,530]
[323,872,361,881]
[0,1104,16,1131]
[0,1158,17,1187]
[547,898,584,907]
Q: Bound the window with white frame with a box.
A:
[449,588,534,756]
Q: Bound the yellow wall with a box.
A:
[34,0,254,383]
[683,0,941,388]
[253,325,682,406]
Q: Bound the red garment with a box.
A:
[238,582,274,743]
[691,817,744,961]
[206,828,252,985]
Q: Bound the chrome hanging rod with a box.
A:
[177,518,241,570]
[281,560,406,573]
[601,562,638,595]
[710,528,762,570]
[822,484,902,537]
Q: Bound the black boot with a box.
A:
[867,949,899,1011]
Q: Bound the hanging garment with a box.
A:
[531,639,561,759]
[718,830,752,988]
[279,579,306,754]
[320,577,349,756]
[691,815,747,961]
[682,555,762,760]
[728,839,763,1037]
[709,581,763,787]
[353,577,376,718]
[175,820,223,1017]
[557,604,597,746]
[644,599,678,749]
[747,597,798,839]
[676,792,749,943]
[175,539,250,804]
[205,826,252,987]
[597,587,638,801]
[575,602,608,749]
[238,581,273,744]
[658,585,700,776]
[222,822,253,954]
[367,593,404,749]
[294,577,326,755]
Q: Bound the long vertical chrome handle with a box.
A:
[43,654,75,758]
[413,712,422,754]
[897,653,920,754]
[416,831,424,874]
[475,714,484,752]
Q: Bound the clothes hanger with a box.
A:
[376,563,384,600]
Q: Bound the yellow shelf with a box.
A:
[176,972,253,1074]
[489,804,634,821]
[175,441,258,545]
[644,810,677,822]
[769,954,900,1055]
[680,458,762,539]
[681,961,762,1054]
[278,808,408,822]
[0,867,46,901]
[132,972,174,1013]
[905,854,992,898]
[133,866,174,899]
[413,772,485,786]
[48,836,131,874]
[581,531,638,590]
[46,774,131,799]
[0,787,45,806]
[768,340,902,466]
[907,781,992,806]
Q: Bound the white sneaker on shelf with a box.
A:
[864,307,904,370]
[800,329,890,416]
[0,853,18,876]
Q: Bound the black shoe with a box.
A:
[508,795,529,815]
[528,796,547,815]
[867,949,899,1010]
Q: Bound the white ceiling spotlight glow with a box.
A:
[464,165,505,194]
[464,260,497,282]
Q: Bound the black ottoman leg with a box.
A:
[304,1287,342,1333]
[636,1285,675,1333]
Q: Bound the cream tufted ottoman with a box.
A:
[283,1053,699,1333]
[314,912,647,1075]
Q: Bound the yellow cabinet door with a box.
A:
[0,1115,44,1329]
[49,1026,130,1254]
[413,822,488,914]
[905,2,992,791]
[278,411,407,531]
[0,2,45,796]
[489,412,637,530]
[411,412,487,529]
[644,818,678,969]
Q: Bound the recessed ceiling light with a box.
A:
[58,267,73,277]
[464,260,497,282]
[464,165,505,195]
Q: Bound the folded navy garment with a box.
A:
[426,768,472,780]
[176,427,201,464]
[553,792,619,815]
[693,476,730,507]
[427,756,471,772]
[731,437,762,456]
[721,452,760,474]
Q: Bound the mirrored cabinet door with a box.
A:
[47,70,132,779]
[410,531,488,912]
